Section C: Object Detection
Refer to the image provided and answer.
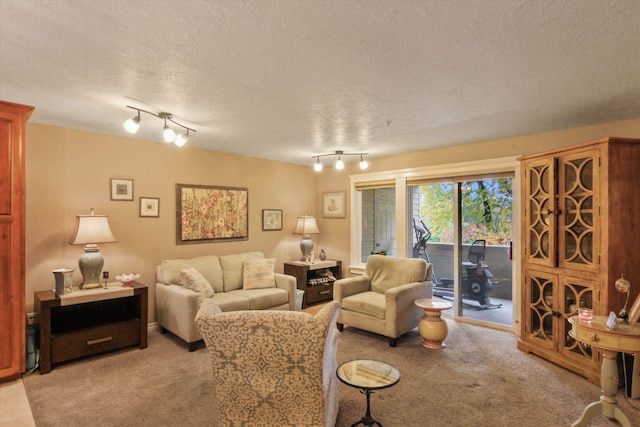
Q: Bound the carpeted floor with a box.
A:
[23,320,640,426]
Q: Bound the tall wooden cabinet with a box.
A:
[517,137,640,384]
[0,101,33,382]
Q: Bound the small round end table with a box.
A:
[336,359,400,427]
[414,298,453,349]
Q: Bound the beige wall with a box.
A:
[25,124,320,319]
[25,117,640,321]
[315,117,640,271]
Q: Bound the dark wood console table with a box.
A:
[35,283,148,374]
[284,260,342,308]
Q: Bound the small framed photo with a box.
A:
[140,197,160,218]
[110,178,134,201]
[322,191,346,218]
[262,209,282,231]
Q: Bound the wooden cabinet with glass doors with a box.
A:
[518,137,640,384]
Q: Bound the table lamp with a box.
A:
[615,274,631,320]
[69,208,117,289]
[293,215,320,261]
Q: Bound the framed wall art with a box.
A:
[176,184,248,244]
[629,292,640,327]
[322,191,346,218]
[262,209,282,231]
[139,197,160,218]
[110,178,134,201]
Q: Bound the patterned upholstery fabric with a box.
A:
[195,300,341,427]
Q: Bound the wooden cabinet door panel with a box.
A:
[0,119,11,214]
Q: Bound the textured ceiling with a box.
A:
[1,0,640,166]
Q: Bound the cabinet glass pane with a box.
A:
[562,157,594,265]
[562,282,593,359]
[527,164,552,261]
[529,274,553,341]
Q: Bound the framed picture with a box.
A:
[262,209,282,231]
[139,197,160,218]
[628,293,640,327]
[176,184,248,244]
[110,178,134,201]
[322,191,346,218]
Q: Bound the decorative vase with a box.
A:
[52,268,74,296]
[319,248,327,261]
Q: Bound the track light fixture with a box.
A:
[123,105,196,146]
[312,150,369,171]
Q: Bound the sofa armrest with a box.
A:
[155,283,202,343]
[275,272,297,311]
[333,276,371,302]
[384,280,433,337]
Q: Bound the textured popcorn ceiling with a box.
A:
[1,0,640,165]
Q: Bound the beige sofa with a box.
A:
[156,251,296,351]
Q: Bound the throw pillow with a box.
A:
[180,268,215,302]
[243,258,276,290]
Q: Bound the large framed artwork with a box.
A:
[176,184,249,244]
[322,191,346,218]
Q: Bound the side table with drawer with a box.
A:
[284,260,342,308]
[35,282,148,374]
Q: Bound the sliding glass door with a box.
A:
[409,176,513,327]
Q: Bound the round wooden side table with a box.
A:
[414,298,453,349]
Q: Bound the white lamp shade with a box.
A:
[123,116,140,134]
[175,132,188,146]
[293,215,320,235]
[163,126,176,143]
[69,214,117,245]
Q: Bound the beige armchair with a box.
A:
[195,299,341,427]
[333,255,433,347]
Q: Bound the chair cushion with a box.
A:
[341,291,386,320]
[210,292,251,311]
[230,288,289,310]
[180,268,215,301]
[367,255,427,294]
[242,258,276,289]
[160,255,224,293]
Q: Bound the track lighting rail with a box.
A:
[312,150,369,171]
[123,105,196,146]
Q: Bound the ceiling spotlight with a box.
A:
[160,113,176,143]
[359,155,368,170]
[311,150,369,172]
[175,130,189,147]
[123,111,141,134]
[122,105,196,146]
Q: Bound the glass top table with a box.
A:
[336,360,400,426]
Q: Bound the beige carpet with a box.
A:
[23,320,640,426]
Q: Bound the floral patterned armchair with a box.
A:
[195,299,341,427]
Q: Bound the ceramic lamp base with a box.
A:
[300,235,314,260]
[78,245,104,289]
